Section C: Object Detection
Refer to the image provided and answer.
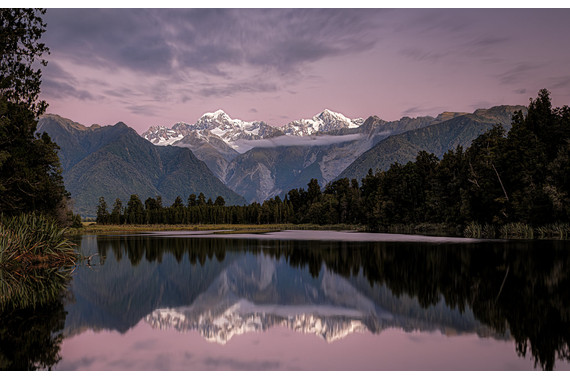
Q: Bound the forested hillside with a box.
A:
[338,105,527,181]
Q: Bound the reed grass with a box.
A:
[464,222,482,238]
[0,266,73,310]
[499,223,534,239]
[536,223,570,239]
[464,222,497,239]
[464,222,570,240]
[0,213,78,269]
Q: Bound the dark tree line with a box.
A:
[96,89,570,230]
[96,193,295,225]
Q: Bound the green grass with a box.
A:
[499,223,534,239]
[0,213,78,269]
[0,213,78,310]
[536,223,570,239]
[464,222,570,240]
[0,265,73,310]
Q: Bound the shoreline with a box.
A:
[68,222,570,240]
[69,223,367,235]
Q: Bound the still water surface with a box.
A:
[9,231,570,370]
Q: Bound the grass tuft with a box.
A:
[499,223,534,239]
[0,213,78,269]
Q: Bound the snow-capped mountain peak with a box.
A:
[196,109,248,132]
[142,124,185,146]
[141,109,364,145]
[281,109,364,136]
[142,111,282,149]
[196,109,234,130]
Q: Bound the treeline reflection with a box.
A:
[93,235,570,370]
[0,267,72,370]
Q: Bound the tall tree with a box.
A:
[187,194,197,207]
[96,196,109,224]
[125,194,144,224]
[1,9,49,116]
[0,9,69,221]
[214,196,226,207]
[110,198,123,224]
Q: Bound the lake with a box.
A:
[2,230,570,370]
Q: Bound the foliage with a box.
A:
[499,223,534,239]
[0,9,72,223]
[0,98,69,219]
[0,213,77,269]
[0,8,49,117]
[536,224,570,239]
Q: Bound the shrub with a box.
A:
[0,213,77,268]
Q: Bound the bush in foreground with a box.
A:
[0,213,77,269]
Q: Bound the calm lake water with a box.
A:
[4,230,570,370]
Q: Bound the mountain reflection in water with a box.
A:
[51,231,570,370]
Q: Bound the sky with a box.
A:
[37,7,570,134]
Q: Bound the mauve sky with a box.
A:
[39,7,570,134]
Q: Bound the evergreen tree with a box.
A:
[1,9,49,116]
[96,196,109,224]
[144,197,160,224]
[171,196,184,208]
[187,194,197,207]
[307,178,322,204]
[110,198,123,224]
[0,9,69,221]
[125,194,144,224]
[546,140,570,221]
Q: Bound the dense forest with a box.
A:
[96,89,570,235]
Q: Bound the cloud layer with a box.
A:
[40,9,570,133]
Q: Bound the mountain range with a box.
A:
[39,105,527,214]
[37,115,246,216]
[142,106,526,203]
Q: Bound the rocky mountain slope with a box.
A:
[38,115,246,216]
[338,105,527,181]
[222,114,451,202]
